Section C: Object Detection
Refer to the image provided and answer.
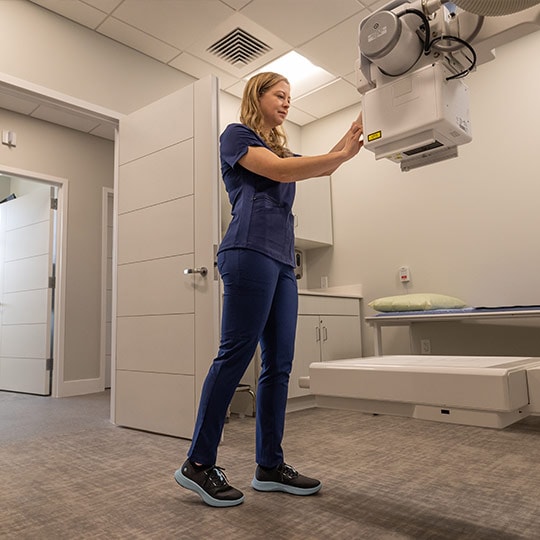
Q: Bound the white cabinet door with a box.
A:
[0,187,54,395]
[290,295,363,400]
[114,76,220,438]
[293,176,333,249]
[320,315,362,362]
[289,315,321,398]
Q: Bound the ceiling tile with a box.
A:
[169,53,240,89]
[98,17,181,63]
[293,78,361,119]
[83,0,124,13]
[298,11,368,77]
[361,0,388,11]
[343,71,359,88]
[240,0,364,47]
[286,106,318,126]
[112,0,235,50]
[220,0,252,9]
[30,0,108,29]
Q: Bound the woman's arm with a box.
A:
[238,119,363,183]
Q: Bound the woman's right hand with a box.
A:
[341,123,364,160]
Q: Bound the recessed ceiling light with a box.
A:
[248,51,337,99]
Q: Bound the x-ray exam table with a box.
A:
[300,356,540,429]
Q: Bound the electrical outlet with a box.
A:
[320,276,329,289]
[420,339,431,354]
[399,265,410,283]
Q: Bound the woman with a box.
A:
[175,72,363,507]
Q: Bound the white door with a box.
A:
[289,315,321,398]
[0,186,56,395]
[114,76,220,438]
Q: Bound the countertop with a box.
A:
[298,284,363,299]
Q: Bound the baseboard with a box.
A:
[286,395,316,413]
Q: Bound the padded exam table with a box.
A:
[365,306,540,356]
[303,355,540,429]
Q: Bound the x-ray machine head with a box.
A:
[356,0,540,171]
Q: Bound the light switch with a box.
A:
[2,130,16,147]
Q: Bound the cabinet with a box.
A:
[289,293,362,398]
[293,176,333,249]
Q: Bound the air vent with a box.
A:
[207,28,272,68]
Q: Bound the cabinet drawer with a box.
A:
[298,295,360,316]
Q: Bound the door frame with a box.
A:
[0,164,68,398]
[100,187,114,391]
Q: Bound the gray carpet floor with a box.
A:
[1,390,540,539]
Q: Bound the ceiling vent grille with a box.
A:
[207,28,272,68]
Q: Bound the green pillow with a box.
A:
[369,293,467,312]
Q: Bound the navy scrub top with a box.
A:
[218,123,296,267]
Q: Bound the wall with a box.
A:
[301,30,540,356]
[0,108,114,383]
[0,0,195,114]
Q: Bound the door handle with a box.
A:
[183,267,208,277]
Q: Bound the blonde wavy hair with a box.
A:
[240,72,293,158]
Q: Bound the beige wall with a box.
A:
[301,30,540,356]
[0,108,114,382]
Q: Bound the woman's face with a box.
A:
[258,80,291,130]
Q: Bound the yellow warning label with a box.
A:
[367,131,382,142]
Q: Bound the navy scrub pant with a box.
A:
[188,248,298,468]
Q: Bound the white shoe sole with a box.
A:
[251,477,321,496]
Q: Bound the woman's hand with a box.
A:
[352,111,363,131]
[348,112,363,143]
[329,111,363,154]
[340,121,364,160]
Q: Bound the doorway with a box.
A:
[0,75,119,400]
[0,168,66,396]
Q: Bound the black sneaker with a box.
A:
[174,460,244,507]
[251,463,321,496]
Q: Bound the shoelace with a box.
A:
[205,466,230,488]
[279,463,299,480]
